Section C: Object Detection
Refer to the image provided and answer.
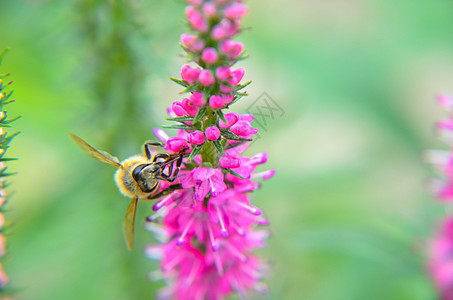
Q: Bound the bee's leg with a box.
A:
[147,183,183,200]
[153,153,169,163]
[169,154,184,179]
[144,142,164,160]
[159,152,185,181]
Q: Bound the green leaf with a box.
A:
[165,116,194,122]
[193,106,207,123]
[201,162,213,168]
[1,132,19,145]
[236,80,252,91]
[188,145,203,161]
[0,158,17,162]
[0,49,7,64]
[213,140,224,155]
[2,115,20,125]
[224,141,245,150]
[0,172,17,177]
[220,129,252,141]
[224,168,245,179]
[183,160,199,170]
[0,90,14,104]
[216,109,227,124]
[170,77,189,88]
[162,124,192,130]
[181,84,198,94]
[226,94,246,107]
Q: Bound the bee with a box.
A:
[69,133,186,250]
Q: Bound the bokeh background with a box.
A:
[1,0,453,299]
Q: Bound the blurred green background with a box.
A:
[1,0,452,299]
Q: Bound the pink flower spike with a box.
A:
[153,128,169,142]
[219,154,241,168]
[165,137,187,153]
[219,112,239,128]
[199,70,215,86]
[224,3,248,19]
[205,126,220,141]
[202,47,218,64]
[188,131,206,145]
[209,95,225,109]
[172,101,188,116]
[182,168,226,201]
[216,66,232,81]
[438,94,453,108]
[252,170,276,181]
[181,64,201,84]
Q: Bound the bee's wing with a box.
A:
[69,133,122,168]
[123,196,138,250]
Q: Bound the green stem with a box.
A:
[200,107,218,166]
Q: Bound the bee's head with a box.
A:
[132,163,160,193]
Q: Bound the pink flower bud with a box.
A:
[188,131,205,145]
[191,39,205,52]
[219,112,239,128]
[219,154,241,168]
[180,34,197,48]
[229,68,245,86]
[180,34,205,52]
[187,0,202,4]
[222,95,234,104]
[224,3,248,19]
[181,64,201,84]
[153,128,169,142]
[216,66,232,81]
[186,6,208,33]
[172,101,188,116]
[230,120,258,138]
[205,126,220,141]
[189,92,205,106]
[220,40,244,58]
[164,137,187,153]
[181,98,199,116]
[209,95,224,109]
[199,70,215,86]
[212,24,227,40]
[253,169,276,180]
[250,152,268,165]
[239,113,254,122]
[438,94,453,108]
[202,47,218,64]
[202,2,217,17]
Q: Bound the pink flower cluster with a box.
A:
[427,94,453,299]
[145,1,274,299]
